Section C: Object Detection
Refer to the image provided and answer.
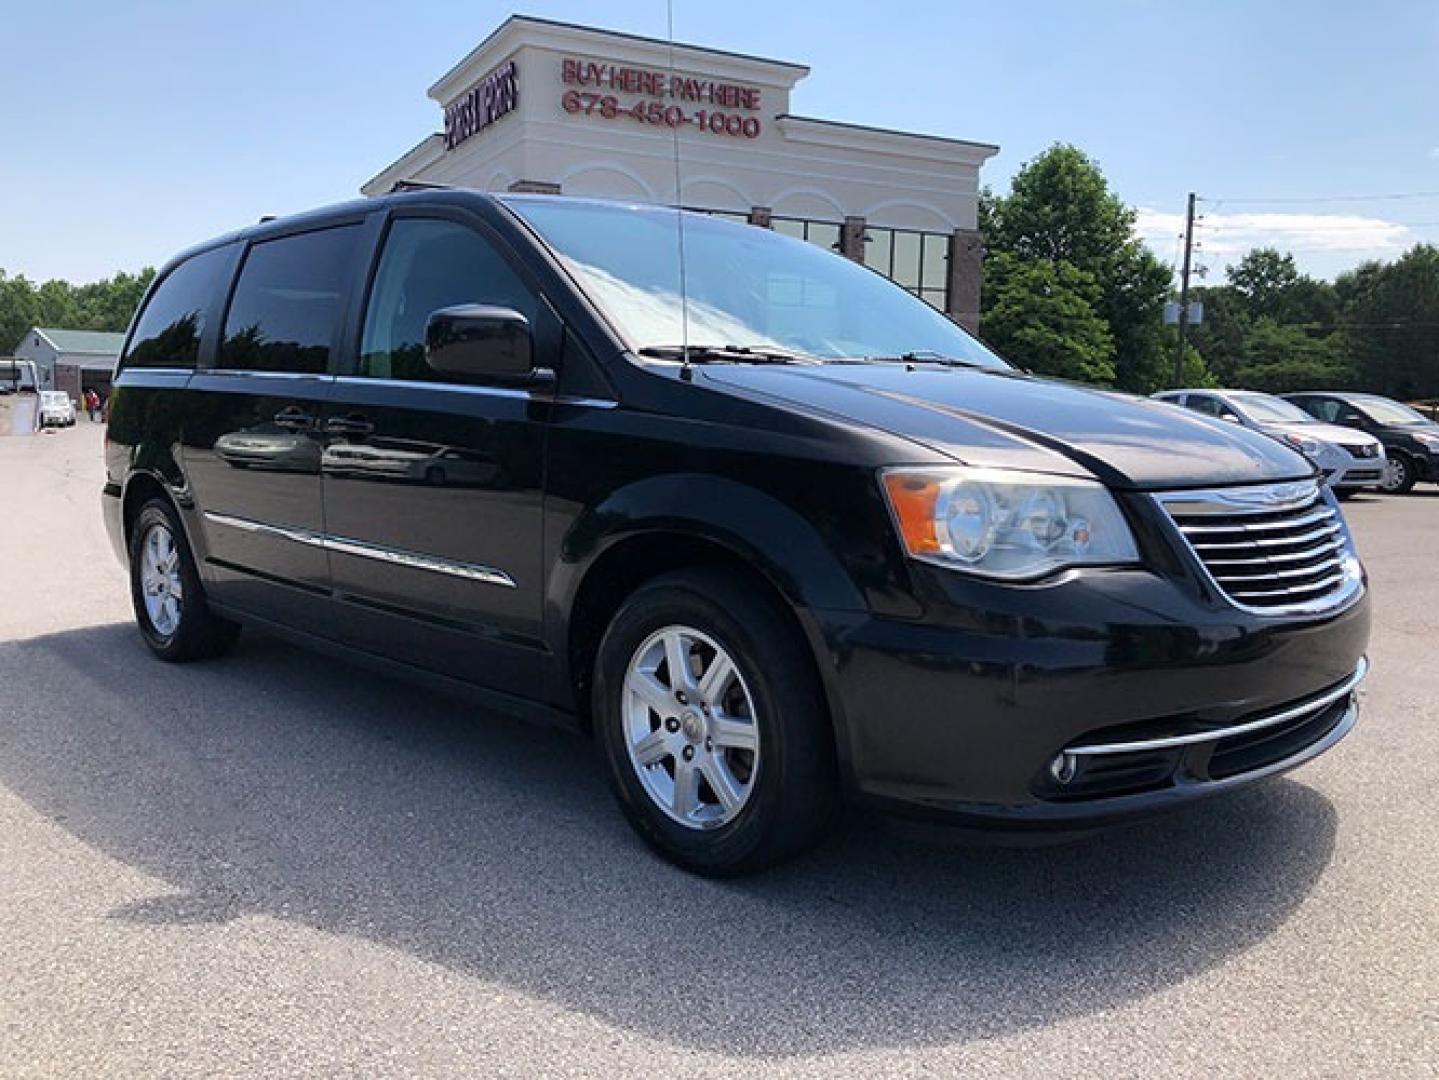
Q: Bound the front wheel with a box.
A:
[1380,454,1417,495]
[129,499,240,661]
[593,568,837,875]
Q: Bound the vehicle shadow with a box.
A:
[0,623,1339,1057]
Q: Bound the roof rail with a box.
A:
[389,179,455,193]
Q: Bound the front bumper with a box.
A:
[819,558,1370,828]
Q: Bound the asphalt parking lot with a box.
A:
[0,422,1434,1078]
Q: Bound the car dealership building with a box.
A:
[364,15,999,329]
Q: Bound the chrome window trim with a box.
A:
[332,374,616,409]
[176,369,615,407]
[197,369,334,382]
[1153,480,1364,618]
[1067,657,1368,757]
[202,511,517,588]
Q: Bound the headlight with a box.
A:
[881,466,1140,580]
[1413,432,1439,450]
[1281,433,1322,456]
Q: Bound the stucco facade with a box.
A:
[363,16,998,328]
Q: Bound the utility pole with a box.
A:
[1173,191,1197,387]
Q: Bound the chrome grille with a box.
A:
[1155,480,1361,613]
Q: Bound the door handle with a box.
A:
[322,415,375,437]
[272,407,315,431]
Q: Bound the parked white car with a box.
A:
[1153,389,1386,494]
[38,391,77,428]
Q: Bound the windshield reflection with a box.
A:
[505,196,1010,370]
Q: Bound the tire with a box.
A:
[1380,453,1417,495]
[593,567,838,875]
[129,498,240,662]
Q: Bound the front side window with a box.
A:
[1184,394,1225,418]
[124,245,234,369]
[505,197,1007,369]
[1296,397,1339,422]
[219,226,360,375]
[358,218,537,382]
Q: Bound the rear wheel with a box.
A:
[1380,453,1417,494]
[593,568,837,875]
[129,499,240,661]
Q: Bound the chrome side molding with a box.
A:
[202,511,517,588]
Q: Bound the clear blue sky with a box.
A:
[2,0,1436,284]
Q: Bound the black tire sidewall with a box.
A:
[593,571,832,875]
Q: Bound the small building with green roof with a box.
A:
[11,327,126,399]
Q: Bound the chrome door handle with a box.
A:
[272,407,315,431]
[322,415,375,437]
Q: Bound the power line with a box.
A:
[1204,191,1439,205]
[1201,220,1439,232]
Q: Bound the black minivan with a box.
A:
[104,192,1370,874]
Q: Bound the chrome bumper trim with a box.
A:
[1068,657,1368,757]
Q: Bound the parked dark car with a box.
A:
[103,192,1370,874]
[1284,391,1439,495]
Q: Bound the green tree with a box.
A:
[0,267,154,354]
[1228,248,1300,319]
[1188,285,1252,384]
[981,251,1116,383]
[981,144,1183,392]
[1335,244,1439,399]
[1227,247,1339,326]
[1233,319,1354,391]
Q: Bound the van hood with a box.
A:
[699,363,1314,490]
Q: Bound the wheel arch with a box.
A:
[120,464,205,562]
[552,475,864,755]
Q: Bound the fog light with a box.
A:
[1049,752,1078,785]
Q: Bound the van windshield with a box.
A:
[1352,395,1430,426]
[503,197,1010,368]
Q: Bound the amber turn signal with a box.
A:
[882,472,943,555]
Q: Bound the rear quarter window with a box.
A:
[123,245,235,369]
[219,225,361,375]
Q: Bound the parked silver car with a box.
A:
[1153,389,1386,493]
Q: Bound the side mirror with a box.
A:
[1220,411,1241,423]
[425,305,549,385]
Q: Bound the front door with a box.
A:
[319,213,550,697]
[184,223,363,636]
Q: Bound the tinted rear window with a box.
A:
[124,245,234,369]
[219,226,360,375]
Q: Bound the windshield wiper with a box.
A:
[857,350,993,369]
[637,343,819,365]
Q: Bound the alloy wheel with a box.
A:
[140,522,184,637]
[1381,456,1408,493]
[622,625,760,829]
